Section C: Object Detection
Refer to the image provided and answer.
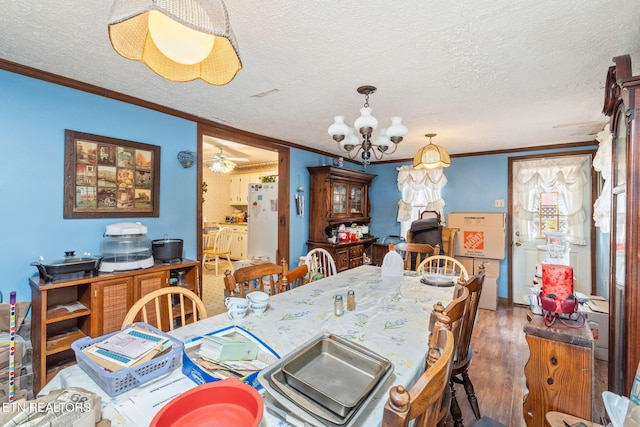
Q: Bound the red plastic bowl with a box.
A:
[150,378,263,427]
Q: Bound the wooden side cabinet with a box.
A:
[30,259,200,394]
[523,313,594,426]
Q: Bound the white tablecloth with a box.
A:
[41,265,455,426]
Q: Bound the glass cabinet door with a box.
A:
[350,184,364,214]
[610,105,627,394]
[613,109,627,288]
[332,182,347,214]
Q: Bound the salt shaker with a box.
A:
[347,290,356,311]
[334,295,344,316]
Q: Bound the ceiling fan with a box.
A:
[206,147,248,173]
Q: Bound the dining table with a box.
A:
[39,264,456,426]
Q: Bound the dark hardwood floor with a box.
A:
[442,303,608,427]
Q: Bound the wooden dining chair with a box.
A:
[202,227,233,276]
[281,263,309,292]
[449,271,486,426]
[223,261,285,298]
[416,255,470,284]
[429,285,470,426]
[383,314,455,427]
[399,242,441,270]
[305,248,337,278]
[121,286,208,332]
[441,226,458,257]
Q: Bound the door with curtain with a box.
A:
[510,152,595,305]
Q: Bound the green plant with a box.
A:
[260,175,277,183]
[202,181,208,203]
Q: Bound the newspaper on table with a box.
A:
[0,387,102,427]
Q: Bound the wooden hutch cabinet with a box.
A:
[29,259,200,394]
[307,166,376,272]
[603,54,640,394]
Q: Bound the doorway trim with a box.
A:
[507,149,597,304]
[197,123,290,269]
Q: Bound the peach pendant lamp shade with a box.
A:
[108,0,242,85]
[413,133,451,169]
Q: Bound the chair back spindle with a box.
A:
[383,314,455,427]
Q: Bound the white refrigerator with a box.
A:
[247,183,278,261]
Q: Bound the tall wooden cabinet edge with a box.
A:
[29,259,200,394]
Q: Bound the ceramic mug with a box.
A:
[250,302,268,315]
[225,297,249,310]
[247,291,269,304]
[228,307,248,320]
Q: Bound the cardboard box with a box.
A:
[182,325,279,390]
[456,256,501,311]
[448,213,506,259]
[584,298,609,361]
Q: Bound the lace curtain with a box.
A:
[513,155,590,245]
[592,124,612,233]
[396,165,447,238]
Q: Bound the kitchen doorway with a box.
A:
[197,124,290,314]
[509,150,597,305]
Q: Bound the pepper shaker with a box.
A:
[334,295,344,316]
[347,290,356,311]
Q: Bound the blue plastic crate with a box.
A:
[72,323,183,397]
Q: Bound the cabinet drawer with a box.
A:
[335,248,350,272]
[350,257,364,269]
[350,245,364,258]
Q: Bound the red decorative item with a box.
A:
[541,264,574,313]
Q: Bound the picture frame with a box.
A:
[64,130,160,218]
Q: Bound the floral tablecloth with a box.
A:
[41,265,455,426]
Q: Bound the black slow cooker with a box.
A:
[152,238,183,262]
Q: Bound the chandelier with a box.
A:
[413,133,450,169]
[328,86,408,166]
[108,0,242,85]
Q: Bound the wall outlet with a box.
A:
[494,199,505,208]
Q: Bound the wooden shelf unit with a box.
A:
[30,259,200,394]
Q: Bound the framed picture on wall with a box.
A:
[63,130,160,218]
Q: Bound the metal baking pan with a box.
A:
[281,334,391,416]
[258,343,394,427]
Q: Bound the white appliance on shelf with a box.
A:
[247,183,278,261]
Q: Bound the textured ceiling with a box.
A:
[2,1,640,164]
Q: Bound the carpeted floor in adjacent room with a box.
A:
[201,260,234,316]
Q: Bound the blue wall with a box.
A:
[288,149,333,265]
[0,70,198,303]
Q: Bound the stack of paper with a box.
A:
[83,326,172,372]
[198,335,259,362]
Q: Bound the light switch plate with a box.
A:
[494,199,505,208]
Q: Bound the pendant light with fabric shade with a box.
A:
[108,0,242,86]
[413,133,451,169]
